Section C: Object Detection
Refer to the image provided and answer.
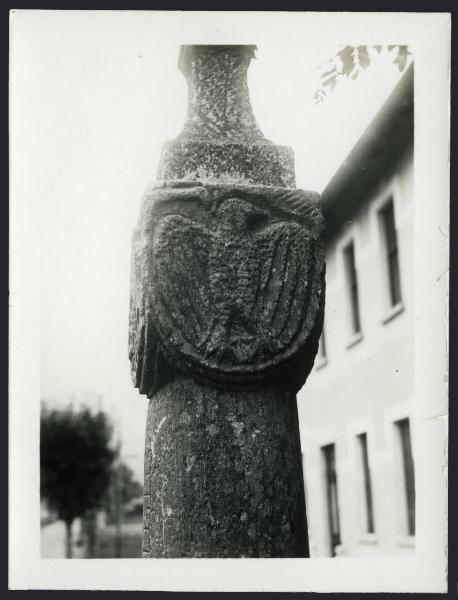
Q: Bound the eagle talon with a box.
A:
[203,325,228,359]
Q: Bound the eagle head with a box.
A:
[217,198,268,231]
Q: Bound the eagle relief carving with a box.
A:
[129,180,326,397]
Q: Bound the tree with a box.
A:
[119,462,143,505]
[103,461,143,523]
[40,403,115,557]
[314,45,412,104]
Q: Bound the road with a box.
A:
[40,519,85,558]
[41,518,143,558]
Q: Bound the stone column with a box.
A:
[129,45,325,558]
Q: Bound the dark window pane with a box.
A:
[397,418,415,535]
[380,201,402,306]
[322,444,341,556]
[319,327,327,359]
[357,433,375,534]
[343,242,361,334]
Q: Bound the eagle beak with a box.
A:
[246,205,269,226]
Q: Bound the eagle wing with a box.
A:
[128,226,155,395]
[253,188,325,363]
[149,214,214,362]
[129,183,214,397]
[255,222,317,353]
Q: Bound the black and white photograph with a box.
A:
[9,10,449,592]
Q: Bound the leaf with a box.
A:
[326,76,337,91]
[357,46,371,70]
[313,88,326,105]
[313,43,411,104]
[393,45,410,72]
[321,67,338,81]
[322,72,337,89]
[337,45,356,76]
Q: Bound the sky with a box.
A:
[11,11,410,480]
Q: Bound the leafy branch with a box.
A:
[314,45,411,104]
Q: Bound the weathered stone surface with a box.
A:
[157,140,295,188]
[129,180,325,397]
[157,45,295,188]
[128,44,326,558]
[177,45,264,143]
[143,375,308,558]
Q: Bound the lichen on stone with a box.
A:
[130,44,325,560]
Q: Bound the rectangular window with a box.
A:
[318,327,327,360]
[343,241,361,334]
[357,433,375,534]
[380,200,402,306]
[396,418,415,536]
[302,454,311,557]
[322,444,341,556]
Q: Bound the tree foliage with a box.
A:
[118,462,143,504]
[314,45,412,104]
[40,403,116,526]
[103,461,143,523]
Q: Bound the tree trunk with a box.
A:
[85,512,97,558]
[115,460,123,558]
[65,519,73,559]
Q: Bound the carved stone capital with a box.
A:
[157,45,295,189]
[129,180,325,397]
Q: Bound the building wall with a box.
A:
[298,145,415,557]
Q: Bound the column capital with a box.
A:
[157,44,296,187]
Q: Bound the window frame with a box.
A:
[371,181,406,324]
[378,197,403,306]
[394,417,416,537]
[342,239,363,342]
[315,324,328,370]
[321,443,342,557]
[356,432,376,535]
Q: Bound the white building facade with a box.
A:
[298,65,415,557]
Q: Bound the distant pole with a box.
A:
[65,519,73,559]
[114,438,123,558]
[129,45,325,557]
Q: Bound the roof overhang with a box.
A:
[320,63,414,241]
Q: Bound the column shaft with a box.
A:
[143,376,308,558]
